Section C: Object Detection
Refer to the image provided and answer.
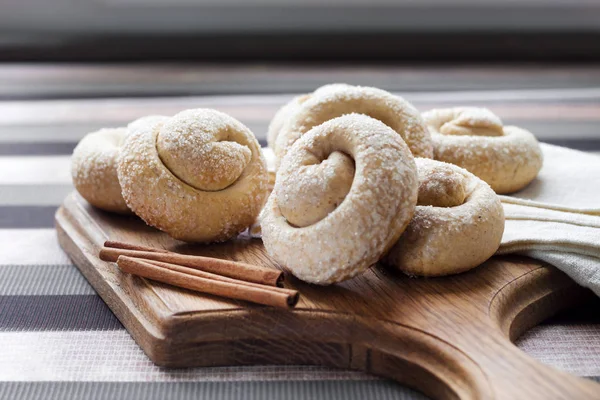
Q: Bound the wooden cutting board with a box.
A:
[56,192,600,400]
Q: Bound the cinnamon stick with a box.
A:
[99,247,284,287]
[117,256,298,308]
[104,240,171,253]
[143,258,297,296]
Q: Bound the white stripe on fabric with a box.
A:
[0,330,375,382]
[0,155,72,206]
[0,327,598,382]
[0,229,72,265]
[0,184,72,206]
[0,156,71,184]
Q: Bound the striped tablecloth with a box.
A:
[1,66,599,399]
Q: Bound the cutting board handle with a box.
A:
[366,264,600,400]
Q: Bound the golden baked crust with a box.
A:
[118,109,268,243]
[273,84,433,166]
[261,114,418,285]
[385,158,505,276]
[71,128,130,214]
[423,107,543,194]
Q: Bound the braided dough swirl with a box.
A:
[385,158,504,276]
[424,107,543,194]
[118,109,268,243]
[261,114,418,285]
[273,84,433,165]
[71,128,130,214]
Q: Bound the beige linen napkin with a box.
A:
[499,144,600,214]
[497,143,600,296]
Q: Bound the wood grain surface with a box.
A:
[56,192,600,399]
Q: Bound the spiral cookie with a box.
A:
[118,109,269,242]
[274,84,433,165]
[261,114,418,285]
[423,107,543,194]
[267,94,310,149]
[71,128,130,213]
[385,158,504,277]
[267,84,354,151]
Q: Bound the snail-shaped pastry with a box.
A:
[267,94,310,149]
[385,158,505,277]
[267,84,355,151]
[273,84,433,165]
[118,109,269,243]
[261,114,418,285]
[423,107,543,194]
[71,127,130,214]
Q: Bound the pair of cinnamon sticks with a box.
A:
[99,241,299,308]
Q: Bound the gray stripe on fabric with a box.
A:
[0,295,122,331]
[0,265,94,295]
[3,138,600,155]
[0,381,429,400]
[0,139,262,155]
[0,125,100,143]
[544,139,600,152]
[507,120,600,141]
[0,184,72,206]
[0,206,57,228]
[0,142,77,156]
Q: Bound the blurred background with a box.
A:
[3,0,600,62]
[2,0,600,152]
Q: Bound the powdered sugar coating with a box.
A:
[424,107,543,194]
[71,127,130,213]
[266,94,310,149]
[261,114,418,285]
[417,166,467,208]
[157,109,253,191]
[385,158,505,276]
[118,109,268,243]
[267,84,354,152]
[274,84,433,166]
[277,151,355,227]
[128,115,170,135]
